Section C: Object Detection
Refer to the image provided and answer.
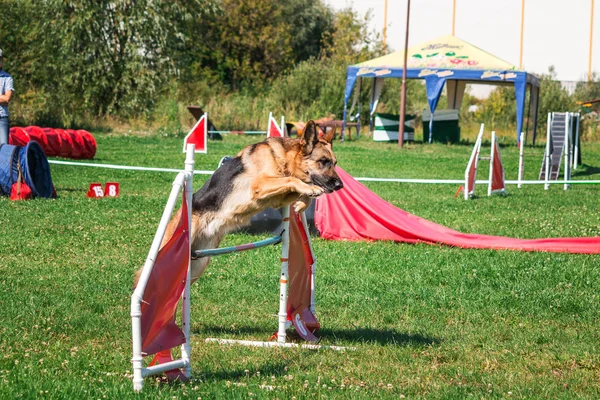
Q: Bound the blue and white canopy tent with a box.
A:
[342,35,541,143]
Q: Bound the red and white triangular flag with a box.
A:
[183,112,207,153]
[267,112,285,138]
[488,132,506,196]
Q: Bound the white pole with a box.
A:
[518,132,524,189]
[131,171,187,392]
[277,207,291,344]
[568,113,574,177]
[131,302,145,391]
[300,211,317,315]
[281,116,286,137]
[464,124,484,200]
[268,112,273,137]
[564,113,570,190]
[573,113,580,169]
[463,158,470,201]
[181,144,195,379]
[488,132,496,196]
[544,113,552,190]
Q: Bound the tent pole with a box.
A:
[398,0,411,148]
[525,83,532,144]
[531,84,540,146]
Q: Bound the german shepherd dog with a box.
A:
[135,121,343,286]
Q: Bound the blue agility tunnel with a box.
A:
[0,141,54,198]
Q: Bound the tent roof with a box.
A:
[356,35,518,71]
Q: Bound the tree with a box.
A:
[536,66,576,133]
[40,0,207,119]
[280,0,334,64]
[1,0,214,124]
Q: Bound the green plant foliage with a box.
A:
[2,0,216,125]
[473,86,517,130]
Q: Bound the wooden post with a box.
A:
[519,0,525,69]
[383,0,388,53]
[589,0,595,81]
[452,0,456,35]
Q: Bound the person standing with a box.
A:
[0,49,14,145]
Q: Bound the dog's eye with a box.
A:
[319,159,331,167]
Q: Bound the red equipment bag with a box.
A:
[10,154,33,201]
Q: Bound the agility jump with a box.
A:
[464,124,506,199]
[131,126,347,390]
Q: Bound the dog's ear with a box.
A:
[323,126,336,144]
[302,120,319,154]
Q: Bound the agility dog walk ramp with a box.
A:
[539,112,581,190]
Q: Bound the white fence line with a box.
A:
[48,160,600,185]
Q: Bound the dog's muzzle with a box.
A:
[313,175,343,193]
[331,179,343,191]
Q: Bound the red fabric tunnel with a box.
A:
[8,126,97,160]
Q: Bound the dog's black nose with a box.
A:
[334,180,344,190]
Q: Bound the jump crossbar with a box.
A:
[192,235,283,259]
[205,338,354,351]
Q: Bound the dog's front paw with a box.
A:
[306,185,324,198]
[294,196,311,213]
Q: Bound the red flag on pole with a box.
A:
[140,194,189,356]
[286,209,320,342]
[267,112,284,138]
[489,133,506,195]
[183,113,207,153]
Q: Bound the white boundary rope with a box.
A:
[49,160,214,175]
[48,160,600,185]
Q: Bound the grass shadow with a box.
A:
[149,361,288,387]
[194,324,441,348]
[572,164,600,177]
[322,327,441,347]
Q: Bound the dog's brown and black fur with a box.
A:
[135,120,343,286]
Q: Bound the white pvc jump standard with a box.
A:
[464,124,485,200]
[517,132,524,189]
[487,131,506,197]
[573,112,581,170]
[131,145,195,392]
[277,206,291,345]
[544,113,552,190]
[564,112,572,191]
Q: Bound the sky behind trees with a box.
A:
[327,0,598,81]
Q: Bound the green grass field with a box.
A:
[1,130,600,399]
